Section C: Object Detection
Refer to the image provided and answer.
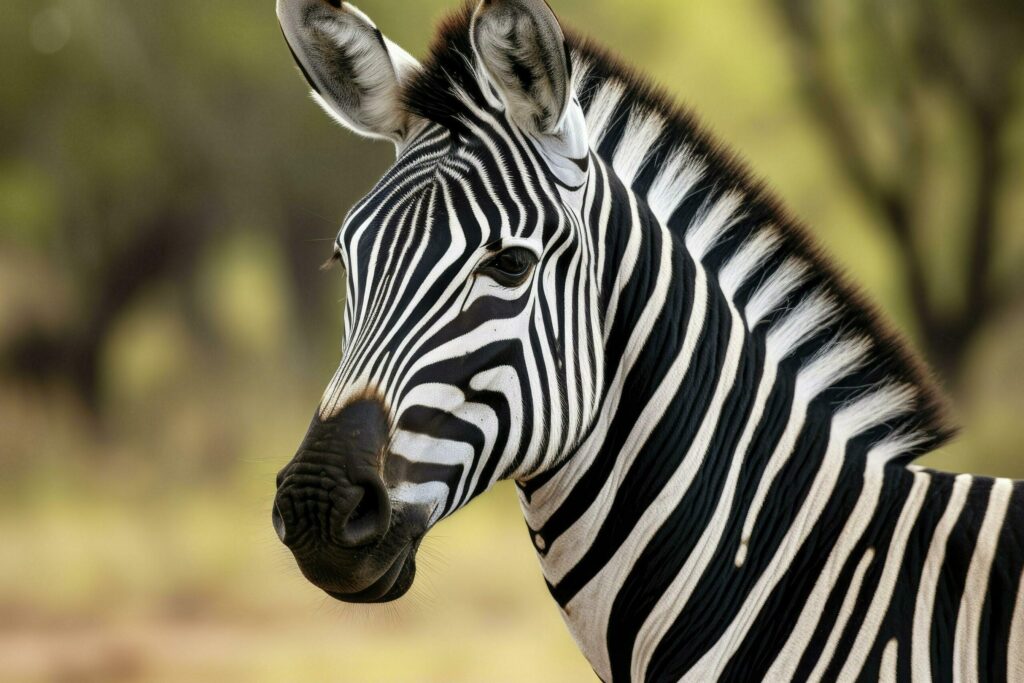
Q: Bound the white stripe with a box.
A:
[686,190,744,261]
[520,205,669,525]
[561,242,584,448]
[807,549,876,682]
[585,80,626,147]
[601,190,642,342]
[329,178,472,414]
[911,473,972,683]
[735,317,863,567]
[683,385,919,681]
[1009,564,1024,681]
[391,382,496,512]
[539,231,677,579]
[631,293,755,679]
[767,435,924,680]
[880,639,899,683]
[954,477,1014,682]
[570,263,744,682]
[647,145,705,226]
[594,159,613,290]
[391,430,473,468]
[321,173,440,416]
[470,366,524,485]
[835,469,932,680]
[350,198,430,387]
[611,109,663,184]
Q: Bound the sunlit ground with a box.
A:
[1,484,593,681]
[0,485,591,683]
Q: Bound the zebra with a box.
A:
[271,0,1024,679]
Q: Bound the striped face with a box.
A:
[322,116,601,523]
[273,0,601,603]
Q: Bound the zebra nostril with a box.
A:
[333,477,392,548]
[272,501,288,544]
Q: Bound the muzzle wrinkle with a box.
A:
[273,396,430,603]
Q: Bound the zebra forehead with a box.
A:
[337,135,571,254]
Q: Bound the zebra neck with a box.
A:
[515,166,952,678]
[516,195,1024,680]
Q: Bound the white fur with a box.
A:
[953,477,1014,681]
[911,473,972,680]
[719,228,781,300]
[611,109,664,185]
[881,639,899,683]
[585,80,627,148]
[647,145,706,226]
[277,0,422,148]
[744,257,810,327]
[686,190,744,260]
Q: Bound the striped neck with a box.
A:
[512,52,959,672]
[516,149,921,675]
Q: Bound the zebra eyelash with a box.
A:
[321,249,344,272]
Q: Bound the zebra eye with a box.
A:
[479,247,538,287]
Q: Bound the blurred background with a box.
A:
[1,0,1022,681]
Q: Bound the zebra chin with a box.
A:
[301,536,423,605]
[272,397,432,604]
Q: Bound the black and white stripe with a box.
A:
[281,1,1023,680]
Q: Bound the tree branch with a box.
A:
[775,0,939,343]
[773,0,1022,388]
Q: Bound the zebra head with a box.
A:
[273,0,602,603]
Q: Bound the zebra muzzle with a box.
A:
[273,398,420,602]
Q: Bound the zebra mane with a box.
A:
[402,3,955,457]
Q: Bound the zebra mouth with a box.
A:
[323,542,418,604]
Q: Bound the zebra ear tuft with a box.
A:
[277,0,423,148]
[470,0,573,135]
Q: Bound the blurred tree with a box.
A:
[773,0,1024,389]
[0,1,379,410]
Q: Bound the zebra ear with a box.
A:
[277,0,423,148]
[470,0,574,136]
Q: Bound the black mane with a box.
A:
[402,3,483,137]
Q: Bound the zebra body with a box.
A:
[273,1,1024,679]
